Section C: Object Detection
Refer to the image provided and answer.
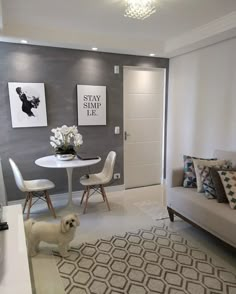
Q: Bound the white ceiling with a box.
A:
[0,0,236,57]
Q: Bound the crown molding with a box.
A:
[1,9,236,58]
[165,11,236,57]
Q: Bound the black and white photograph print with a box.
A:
[8,82,48,128]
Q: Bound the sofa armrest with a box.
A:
[169,168,184,187]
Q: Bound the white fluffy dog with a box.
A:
[24,214,80,257]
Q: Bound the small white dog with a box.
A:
[24,214,80,257]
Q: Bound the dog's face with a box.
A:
[61,214,80,233]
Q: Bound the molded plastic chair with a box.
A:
[80,151,116,214]
[9,158,56,219]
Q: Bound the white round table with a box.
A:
[35,155,101,207]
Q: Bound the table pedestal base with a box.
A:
[66,167,74,207]
[35,155,101,209]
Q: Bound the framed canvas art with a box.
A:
[8,82,47,128]
[77,85,106,126]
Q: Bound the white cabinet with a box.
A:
[0,205,32,294]
[0,158,7,205]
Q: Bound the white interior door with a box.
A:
[124,67,165,189]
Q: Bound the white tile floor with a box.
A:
[25,185,236,294]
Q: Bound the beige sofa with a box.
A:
[167,150,236,248]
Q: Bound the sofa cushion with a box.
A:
[167,187,236,247]
[183,155,216,188]
[218,171,236,209]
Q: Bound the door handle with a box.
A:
[124,131,131,141]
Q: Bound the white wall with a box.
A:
[167,38,236,184]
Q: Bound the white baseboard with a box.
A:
[162,178,167,186]
[8,185,125,207]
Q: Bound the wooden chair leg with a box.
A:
[80,187,87,205]
[100,185,105,202]
[26,192,33,219]
[45,191,50,210]
[101,185,111,211]
[48,197,56,219]
[45,190,56,218]
[23,192,29,213]
[83,186,90,214]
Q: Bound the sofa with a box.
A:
[166,150,236,248]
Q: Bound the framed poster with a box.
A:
[8,82,47,128]
[77,85,106,125]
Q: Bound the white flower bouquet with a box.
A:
[50,125,83,155]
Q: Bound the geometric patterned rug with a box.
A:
[53,223,236,294]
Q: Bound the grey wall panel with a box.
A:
[0,42,169,201]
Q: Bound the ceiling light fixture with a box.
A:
[149,53,155,56]
[124,0,156,20]
[92,47,98,51]
[21,39,28,44]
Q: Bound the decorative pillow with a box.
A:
[183,155,216,188]
[211,168,236,203]
[193,159,231,192]
[197,165,216,197]
[197,163,232,196]
[218,171,236,209]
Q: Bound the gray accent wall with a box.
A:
[0,42,169,201]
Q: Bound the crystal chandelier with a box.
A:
[124,0,156,20]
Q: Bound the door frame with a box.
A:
[123,65,167,189]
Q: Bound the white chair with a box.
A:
[9,158,56,219]
[80,151,116,214]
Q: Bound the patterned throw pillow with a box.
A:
[193,159,230,192]
[218,171,236,209]
[183,155,216,188]
[210,168,236,203]
[197,166,216,198]
[197,162,232,197]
